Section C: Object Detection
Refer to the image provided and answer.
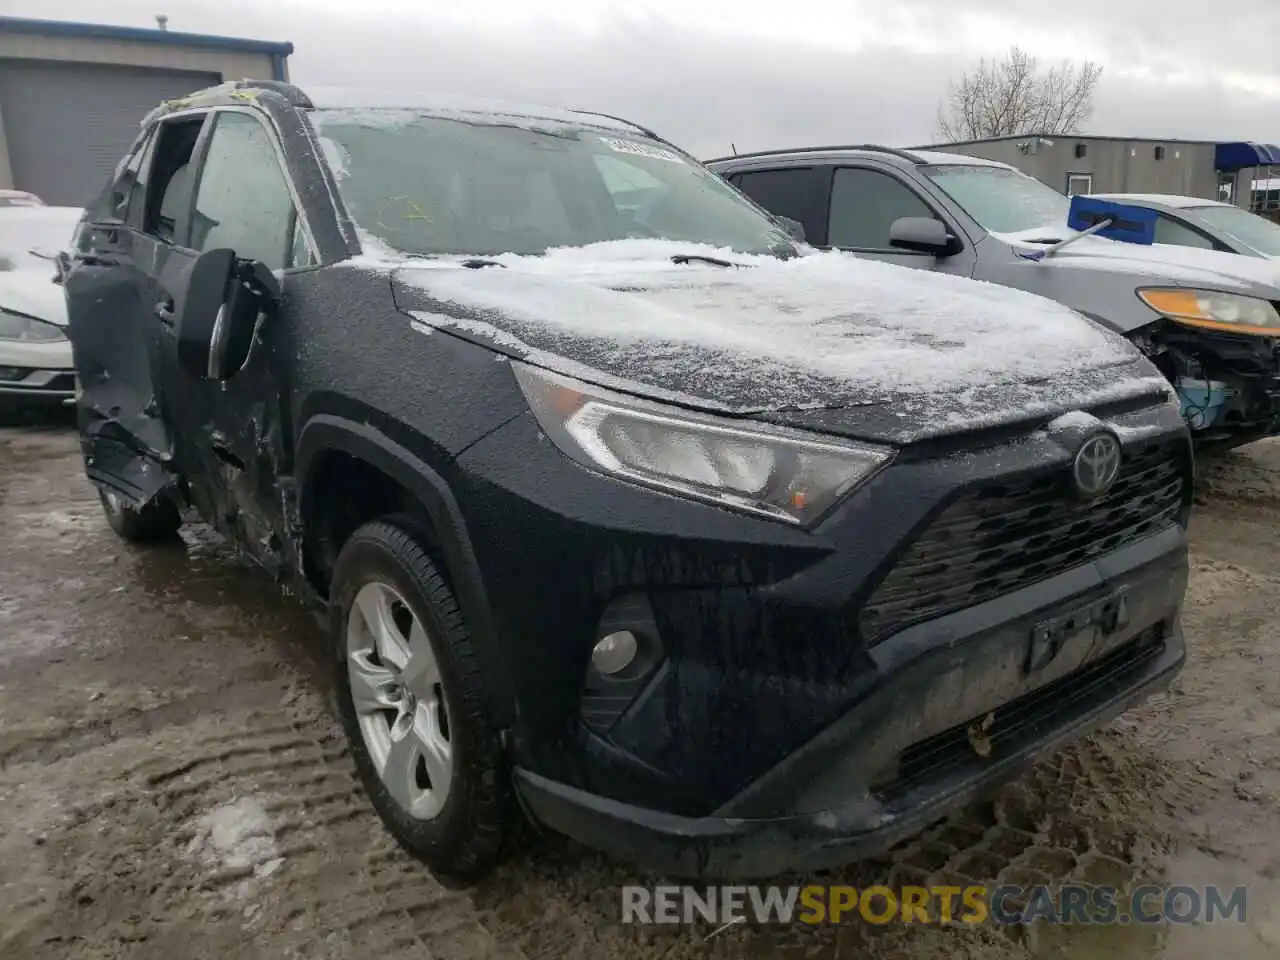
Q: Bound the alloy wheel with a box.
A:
[346,580,453,820]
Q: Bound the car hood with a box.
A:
[995,229,1280,296]
[0,267,67,326]
[385,242,1170,445]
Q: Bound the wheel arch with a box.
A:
[296,413,516,727]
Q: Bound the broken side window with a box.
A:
[107,129,154,223]
[189,111,298,272]
[142,115,209,246]
[123,131,158,229]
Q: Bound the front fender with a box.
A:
[976,257,1166,336]
[296,413,516,727]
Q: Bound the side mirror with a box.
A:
[775,215,806,243]
[889,216,960,256]
[175,248,281,382]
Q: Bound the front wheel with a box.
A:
[331,516,518,882]
[98,488,182,542]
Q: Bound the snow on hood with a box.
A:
[388,242,1166,441]
[995,228,1280,294]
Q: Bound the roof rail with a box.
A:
[704,143,926,165]
[229,79,313,108]
[569,109,670,145]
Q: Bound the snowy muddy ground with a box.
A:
[2,419,1278,960]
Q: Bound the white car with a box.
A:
[0,189,45,208]
[1089,193,1280,259]
[0,205,83,411]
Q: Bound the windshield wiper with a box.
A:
[671,253,737,268]
[461,258,506,269]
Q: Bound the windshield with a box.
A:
[1187,205,1280,257]
[924,165,1070,235]
[0,207,81,272]
[311,109,794,258]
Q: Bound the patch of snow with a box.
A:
[186,796,282,894]
[1048,410,1102,431]
[890,374,1174,437]
[316,136,350,180]
[408,310,739,412]
[411,310,527,352]
[336,228,406,271]
[992,227,1068,244]
[399,241,1136,398]
[997,229,1280,291]
[1110,421,1174,443]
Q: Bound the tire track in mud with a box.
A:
[3,709,525,960]
[1,427,524,960]
[463,733,1197,959]
[155,720,524,960]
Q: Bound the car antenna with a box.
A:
[731,142,738,156]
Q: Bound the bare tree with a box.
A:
[936,47,1103,141]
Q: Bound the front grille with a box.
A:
[873,627,1165,801]
[860,439,1187,646]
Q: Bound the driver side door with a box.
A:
[152,107,310,571]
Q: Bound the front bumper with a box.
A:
[0,369,76,404]
[451,390,1191,875]
[0,338,75,404]
[513,531,1185,878]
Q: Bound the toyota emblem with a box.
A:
[1072,432,1122,499]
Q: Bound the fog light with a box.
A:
[591,630,638,676]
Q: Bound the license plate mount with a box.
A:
[1026,589,1130,675]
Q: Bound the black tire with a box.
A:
[331,515,517,883]
[98,488,182,542]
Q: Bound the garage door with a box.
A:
[0,60,220,207]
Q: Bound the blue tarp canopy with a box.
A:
[1215,141,1280,172]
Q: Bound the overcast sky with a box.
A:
[11,0,1280,157]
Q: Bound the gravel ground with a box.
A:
[2,417,1279,959]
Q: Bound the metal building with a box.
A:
[913,134,1280,218]
[0,16,293,206]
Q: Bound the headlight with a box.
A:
[514,363,892,525]
[1137,288,1280,335]
[0,309,66,342]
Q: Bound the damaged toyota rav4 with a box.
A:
[63,81,1192,881]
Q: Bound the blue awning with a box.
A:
[1215,141,1280,171]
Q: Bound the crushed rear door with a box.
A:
[62,127,178,506]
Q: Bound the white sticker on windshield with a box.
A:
[599,136,685,164]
